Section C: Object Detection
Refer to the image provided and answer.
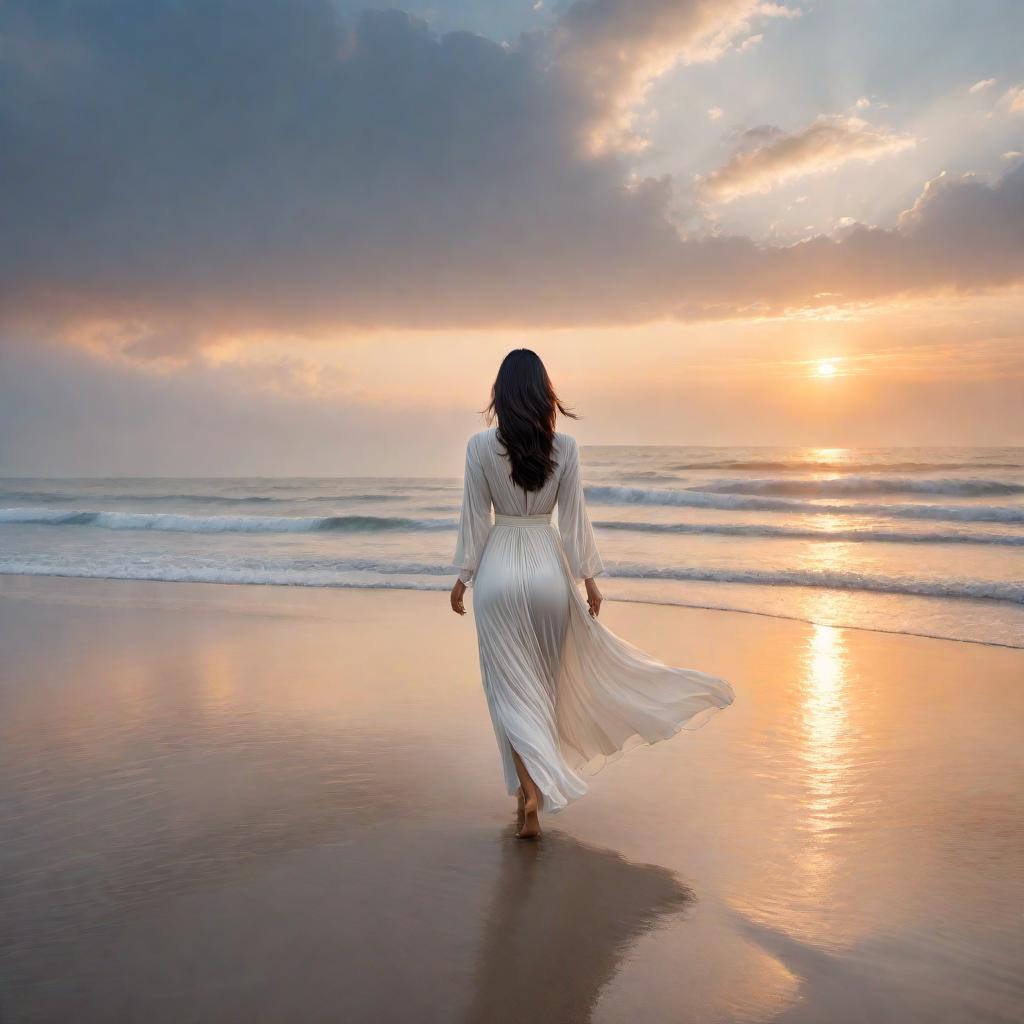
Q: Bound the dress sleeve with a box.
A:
[556,436,604,582]
[453,437,493,586]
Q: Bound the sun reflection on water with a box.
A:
[792,618,856,938]
[808,447,849,465]
[802,623,850,832]
[810,512,857,536]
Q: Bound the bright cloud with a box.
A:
[700,115,916,201]
[969,78,996,94]
[551,0,799,152]
[1003,85,1024,113]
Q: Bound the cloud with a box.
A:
[969,78,996,94]
[3,0,683,338]
[0,0,1022,343]
[550,0,799,151]
[708,106,725,121]
[1002,85,1024,113]
[620,165,1024,321]
[700,115,916,201]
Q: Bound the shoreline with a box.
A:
[1,570,1020,650]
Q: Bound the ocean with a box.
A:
[2,446,1022,648]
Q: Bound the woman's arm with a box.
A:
[556,436,604,615]
[451,436,492,613]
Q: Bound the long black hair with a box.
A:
[484,349,576,491]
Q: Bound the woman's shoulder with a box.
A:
[467,426,499,451]
[553,432,579,474]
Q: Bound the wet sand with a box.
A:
[1,575,1022,1023]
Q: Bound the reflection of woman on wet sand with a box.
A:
[451,349,734,837]
[465,830,693,1024]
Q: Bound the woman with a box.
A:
[451,350,734,839]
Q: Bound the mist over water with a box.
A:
[1,446,1022,647]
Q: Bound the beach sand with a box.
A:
[1,574,1022,1023]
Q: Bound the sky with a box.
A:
[1,0,1022,475]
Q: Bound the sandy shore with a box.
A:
[1,574,1022,1023]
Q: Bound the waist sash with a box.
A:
[493,513,553,528]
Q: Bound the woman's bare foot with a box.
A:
[510,749,542,839]
[516,787,525,827]
[517,792,541,839]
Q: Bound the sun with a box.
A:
[815,359,839,379]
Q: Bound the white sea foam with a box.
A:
[0,562,452,592]
[591,520,1024,546]
[0,509,452,533]
[1,557,1019,605]
[669,459,1024,472]
[603,564,1024,604]
[5,507,1022,545]
[0,490,408,506]
[586,486,1024,523]
[698,476,1024,497]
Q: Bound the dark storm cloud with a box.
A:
[1,0,1023,337]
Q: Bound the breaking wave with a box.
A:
[585,486,1024,524]
[1,558,1019,605]
[698,476,1024,497]
[0,509,453,533]
[604,564,1024,604]
[668,460,1024,472]
[591,520,1024,546]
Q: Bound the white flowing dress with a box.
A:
[454,428,734,814]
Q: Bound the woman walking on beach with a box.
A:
[451,350,734,839]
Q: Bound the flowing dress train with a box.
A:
[454,428,734,814]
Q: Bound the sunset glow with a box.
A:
[0,1,1021,474]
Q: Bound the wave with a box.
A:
[0,508,453,533]
[669,460,1024,472]
[585,486,1024,524]
[604,564,1024,604]
[591,520,1024,546]
[698,476,1024,498]
[0,490,279,505]
[0,491,407,506]
[2,557,1020,605]
[6,506,1019,545]
[0,563,452,592]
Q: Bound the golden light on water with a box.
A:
[808,447,850,468]
[803,624,849,795]
[793,614,855,935]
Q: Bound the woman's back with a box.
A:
[466,426,571,516]
[457,426,602,585]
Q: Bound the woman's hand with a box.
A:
[584,577,602,618]
[450,578,467,616]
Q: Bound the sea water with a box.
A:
[1,446,1022,648]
